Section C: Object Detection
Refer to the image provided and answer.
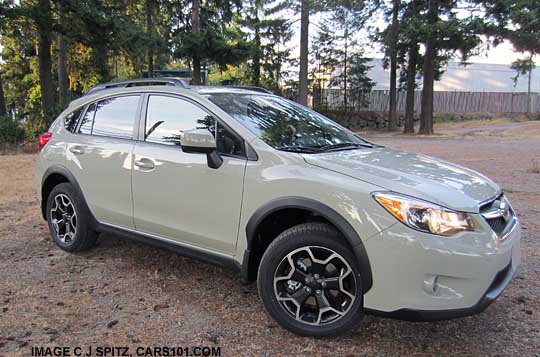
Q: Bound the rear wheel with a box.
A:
[257,223,364,337]
[46,183,97,252]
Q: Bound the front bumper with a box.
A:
[362,216,521,319]
[366,261,514,321]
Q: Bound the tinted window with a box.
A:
[64,108,83,132]
[91,96,140,139]
[145,95,216,146]
[78,103,96,135]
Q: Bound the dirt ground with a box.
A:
[1,121,539,356]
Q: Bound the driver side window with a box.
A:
[145,95,245,157]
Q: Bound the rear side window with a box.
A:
[77,95,140,139]
[64,108,83,132]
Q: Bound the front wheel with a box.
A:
[257,223,364,337]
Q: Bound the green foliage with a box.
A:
[311,1,374,111]
[239,0,292,89]
[208,64,251,85]
[0,0,538,144]
[347,53,375,109]
[481,0,540,55]
[511,57,535,86]
[0,116,26,145]
[171,0,251,78]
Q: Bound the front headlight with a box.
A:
[373,192,475,237]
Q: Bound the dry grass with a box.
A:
[434,118,515,130]
[0,154,36,205]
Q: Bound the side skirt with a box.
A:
[97,223,242,273]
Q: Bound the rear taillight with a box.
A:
[38,132,52,151]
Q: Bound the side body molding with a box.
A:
[244,196,373,292]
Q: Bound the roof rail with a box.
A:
[84,77,189,96]
[227,86,273,94]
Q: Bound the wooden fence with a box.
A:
[312,89,540,113]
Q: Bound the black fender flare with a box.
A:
[243,196,373,293]
[40,165,98,229]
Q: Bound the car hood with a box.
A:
[302,147,500,213]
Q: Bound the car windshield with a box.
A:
[206,93,369,152]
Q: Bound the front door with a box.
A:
[132,94,247,255]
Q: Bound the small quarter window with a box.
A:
[78,103,96,135]
[216,122,245,157]
[64,108,83,132]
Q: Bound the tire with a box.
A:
[45,182,97,252]
[257,223,364,337]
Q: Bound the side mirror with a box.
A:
[181,129,223,169]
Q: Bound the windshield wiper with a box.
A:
[319,142,374,152]
[277,146,321,153]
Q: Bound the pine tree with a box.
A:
[171,0,250,84]
[240,0,292,90]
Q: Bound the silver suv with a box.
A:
[35,79,521,337]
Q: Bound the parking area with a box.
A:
[1,121,539,355]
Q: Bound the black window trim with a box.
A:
[139,92,249,160]
[74,94,143,141]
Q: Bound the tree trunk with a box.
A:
[93,44,111,81]
[37,0,55,126]
[527,55,532,113]
[57,3,69,109]
[419,40,435,135]
[0,71,6,117]
[57,33,69,109]
[343,26,348,111]
[253,26,261,86]
[298,0,309,106]
[387,0,400,131]
[404,44,418,133]
[191,0,201,84]
[419,0,437,135]
[146,0,154,78]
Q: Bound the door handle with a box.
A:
[69,145,85,155]
[134,158,155,170]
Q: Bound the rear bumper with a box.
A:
[366,261,514,321]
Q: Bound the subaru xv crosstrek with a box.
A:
[35,78,521,337]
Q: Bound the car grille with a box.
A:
[479,194,516,239]
[486,217,506,235]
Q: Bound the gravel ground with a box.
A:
[1,121,539,356]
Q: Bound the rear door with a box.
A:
[131,94,247,255]
[64,95,142,229]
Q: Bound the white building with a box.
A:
[369,59,540,93]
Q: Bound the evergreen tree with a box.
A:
[240,0,292,90]
[347,52,375,110]
[325,0,373,111]
[171,0,250,84]
[310,23,339,110]
[415,0,484,134]
[481,0,540,113]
